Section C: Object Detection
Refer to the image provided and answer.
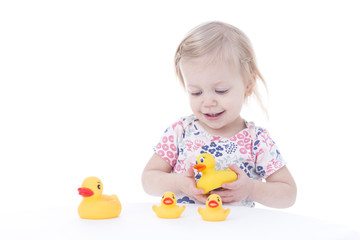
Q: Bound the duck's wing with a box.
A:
[152,205,159,211]
[179,205,186,214]
[224,208,231,217]
[221,169,238,182]
[102,194,119,202]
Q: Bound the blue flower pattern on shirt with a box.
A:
[200,141,224,157]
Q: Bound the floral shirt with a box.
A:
[153,115,286,207]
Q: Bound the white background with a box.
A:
[1,0,359,230]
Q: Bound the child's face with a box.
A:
[180,56,250,136]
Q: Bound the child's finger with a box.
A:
[184,167,194,177]
[222,179,240,190]
[228,164,243,175]
[211,189,230,197]
[221,183,232,189]
[194,194,207,203]
[191,184,205,195]
[220,195,236,203]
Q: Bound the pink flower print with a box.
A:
[194,139,205,149]
[230,136,237,141]
[246,155,255,163]
[167,151,174,159]
[266,165,276,177]
[172,121,183,130]
[195,139,205,147]
[248,125,256,138]
[162,144,169,151]
[243,131,249,137]
[156,143,161,149]
[269,142,274,152]
[244,138,250,143]
[256,148,264,158]
[240,148,247,154]
[245,144,251,150]
[170,144,177,152]
[162,136,168,143]
[260,131,270,147]
[237,133,244,139]
[158,150,165,157]
[237,140,244,146]
[176,164,181,172]
[169,135,174,142]
[185,140,193,151]
[163,157,170,164]
[211,136,221,142]
[270,159,283,169]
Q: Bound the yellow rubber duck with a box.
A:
[194,153,237,194]
[77,176,121,219]
[152,192,185,219]
[198,194,230,221]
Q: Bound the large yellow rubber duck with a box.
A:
[152,192,185,219]
[198,194,230,221]
[194,153,237,194]
[77,176,121,219]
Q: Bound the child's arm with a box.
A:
[142,153,207,203]
[213,165,297,208]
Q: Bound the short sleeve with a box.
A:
[153,120,184,167]
[253,129,286,179]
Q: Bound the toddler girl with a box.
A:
[142,21,296,208]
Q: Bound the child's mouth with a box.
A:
[204,111,225,120]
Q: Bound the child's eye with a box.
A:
[191,91,202,96]
[215,89,229,95]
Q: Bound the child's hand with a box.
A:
[177,168,207,203]
[210,164,255,203]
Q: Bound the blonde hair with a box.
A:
[174,21,268,117]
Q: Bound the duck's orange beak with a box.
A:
[194,163,206,172]
[163,197,174,205]
[78,187,94,197]
[208,200,219,208]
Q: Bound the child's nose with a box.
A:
[202,92,217,107]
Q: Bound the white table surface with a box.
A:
[1,203,359,240]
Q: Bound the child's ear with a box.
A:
[245,74,256,97]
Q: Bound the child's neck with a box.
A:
[200,116,245,138]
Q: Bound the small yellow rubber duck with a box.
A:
[77,176,121,219]
[152,192,185,219]
[194,153,238,194]
[198,194,230,221]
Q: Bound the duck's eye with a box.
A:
[200,157,204,163]
[217,197,220,202]
[195,160,198,165]
[172,195,175,199]
[97,184,101,190]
